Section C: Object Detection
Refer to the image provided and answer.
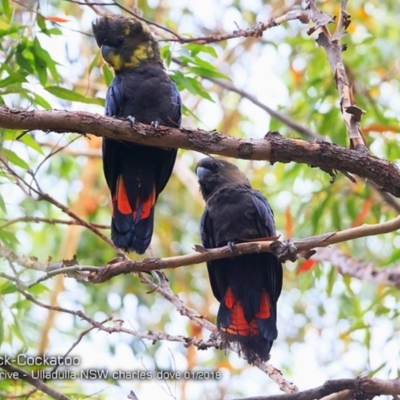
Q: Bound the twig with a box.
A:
[0,390,36,399]
[137,272,217,333]
[15,287,217,350]
[5,265,295,390]
[136,271,296,391]
[163,9,311,45]
[172,57,321,141]
[67,0,308,44]
[0,216,109,230]
[0,154,119,252]
[313,247,400,287]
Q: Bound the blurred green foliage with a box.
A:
[0,0,400,399]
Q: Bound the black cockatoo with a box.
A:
[196,157,283,363]
[92,15,181,254]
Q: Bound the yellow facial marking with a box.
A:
[133,43,150,60]
[103,41,154,71]
[123,42,154,68]
[107,52,124,70]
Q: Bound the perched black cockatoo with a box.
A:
[196,157,283,363]
[92,15,181,254]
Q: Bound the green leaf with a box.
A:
[326,266,336,297]
[0,193,6,213]
[0,21,21,37]
[185,43,218,58]
[46,28,62,36]
[1,64,28,84]
[16,43,34,74]
[28,283,50,295]
[0,83,29,96]
[19,134,45,155]
[11,318,26,344]
[182,104,202,123]
[36,14,47,32]
[187,65,229,80]
[33,93,52,110]
[160,45,172,67]
[368,362,386,376]
[0,282,18,295]
[34,52,47,85]
[102,65,114,86]
[89,51,102,75]
[1,0,11,20]
[198,44,218,58]
[173,71,214,102]
[33,38,60,84]
[45,86,101,104]
[1,148,29,169]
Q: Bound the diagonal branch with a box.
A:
[306,0,367,151]
[1,107,400,196]
[234,377,400,400]
[313,247,400,287]
[0,153,118,252]
[11,280,295,391]
[0,216,109,230]
[0,363,71,400]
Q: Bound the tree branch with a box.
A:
[198,72,322,141]
[3,214,400,285]
[0,153,118,251]
[0,216,109,230]
[11,281,295,391]
[1,107,400,196]
[87,212,400,282]
[163,7,311,44]
[313,247,400,287]
[0,363,71,400]
[234,377,400,400]
[307,0,367,151]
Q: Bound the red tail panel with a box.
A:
[255,292,271,319]
[222,288,272,337]
[113,177,156,221]
[114,176,132,215]
[136,187,156,220]
[224,303,250,336]
[224,287,235,309]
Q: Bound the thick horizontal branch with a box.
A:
[3,214,399,285]
[88,214,400,282]
[235,377,400,400]
[1,107,400,196]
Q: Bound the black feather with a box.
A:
[197,157,283,363]
[93,16,181,253]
